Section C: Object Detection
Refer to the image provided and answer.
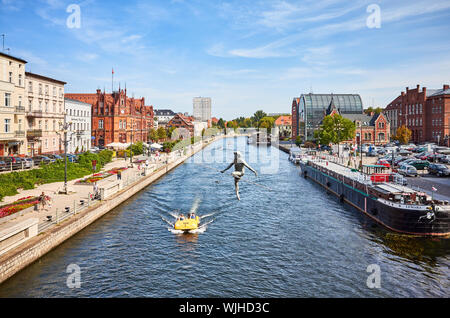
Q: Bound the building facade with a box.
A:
[65,89,154,147]
[326,98,391,146]
[65,98,92,153]
[166,113,194,135]
[384,84,450,145]
[274,115,292,138]
[193,97,211,122]
[0,52,27,156]
[154,109,176,128]
[383,95,402,137]
[292,93,363,141]
[25,72,66,156]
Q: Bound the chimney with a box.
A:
[417,84,420,90]
[96,89,101,94]
[444,84,449,90]
[401,91,405,96]
[406,87,409,92]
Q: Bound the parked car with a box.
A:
[0,160,6,171]
[376,159,391,168]
[441,155,450,164]
[32,155,53,165]
[398,165,418,177]
[47,154,63,161]
[428,164,450,177]
[23,157,33,169]
[367,151,378,157]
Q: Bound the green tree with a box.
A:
[314,114,356,146]
[217,118,225,129]
[295,136,302,147]
[258,116,275,129]
[148,128,158,142]
[251,110,267,126]
[156,127,167,141]
[393,125,412,144]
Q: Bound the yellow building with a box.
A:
[25,72,66,156]
[0,52,27,156]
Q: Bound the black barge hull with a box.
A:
[300,162,450,236]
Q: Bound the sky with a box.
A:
[1,0,450,119]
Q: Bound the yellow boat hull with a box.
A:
[174,216,200,231]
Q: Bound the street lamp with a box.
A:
[58,110,73,194]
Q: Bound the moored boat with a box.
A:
[299,155,450,236]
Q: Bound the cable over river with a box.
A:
[0,137,448,297]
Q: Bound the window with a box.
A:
[53,120,56,131]
[39,101,42,111]
[45,102,48,113]
[19,74,22,86]
[45,85,49,95]
[53,87,56,96]
[5,93,11,107]
[45,139,48,149]
[18,96,22,106]
[18,119,22,132]
[99,120,104,129]
[45,120,48,131]
[29,81,33,92]
[9,72,12,83]
[39,84,43,95]
[53,102,56,113]
[4,119,11,132]
[38,120,42,129]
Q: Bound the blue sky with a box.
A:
[1,0,450,119]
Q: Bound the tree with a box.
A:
[258,116,275,130]
[394,125,411,144]
[314,114,356,146]
[364,107,374,114]
[251,110,267,126]
[156,127,167,141]
[217,118,225,129]
[148,128,158,142]
[295,136,302,147]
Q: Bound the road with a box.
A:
[405,173,450,200]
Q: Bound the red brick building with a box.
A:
[65,89,154,147]
[291,97,300,140]
[166,113,194,134]
[326,98,391,146]
[384,84,450,145]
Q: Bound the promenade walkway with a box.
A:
[0,151,175,235]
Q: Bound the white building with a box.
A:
[193,97,211,122]
[154,109,176,127]
[193,121,208,136]
[64,98,91,153]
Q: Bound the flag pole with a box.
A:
[112,68,114,93]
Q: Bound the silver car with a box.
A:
[398,164,418,177]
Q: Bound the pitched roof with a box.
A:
[275,115,292,126]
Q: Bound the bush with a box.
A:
[0,150,114,202]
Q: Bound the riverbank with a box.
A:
[0,135,228,284]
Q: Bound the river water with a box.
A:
[0,137,448,297]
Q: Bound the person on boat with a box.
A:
[180,214,185,220]
[221,151,257,201]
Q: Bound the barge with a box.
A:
[299,156,450,236]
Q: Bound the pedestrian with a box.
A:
[93,182,98,198]
[39,191,46,211]
[145,159,149,168]
[117,170,122,180]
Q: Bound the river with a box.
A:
[0,137,448,297]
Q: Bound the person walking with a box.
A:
[39,192,46,211]
[117,170,122,180]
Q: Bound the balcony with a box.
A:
[26,110,43,117]
[0,132,15,141]
[15,106,26,113]
[27,129,43,138]
[15,131,26,138]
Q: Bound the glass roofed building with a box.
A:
[292,93,363,141]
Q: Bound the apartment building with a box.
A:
[0,52,27,156]
[25,72,66,156]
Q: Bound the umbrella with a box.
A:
[150,143,163,149]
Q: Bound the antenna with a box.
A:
[1,34,4,52]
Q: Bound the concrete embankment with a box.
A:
[0,137,223,284]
